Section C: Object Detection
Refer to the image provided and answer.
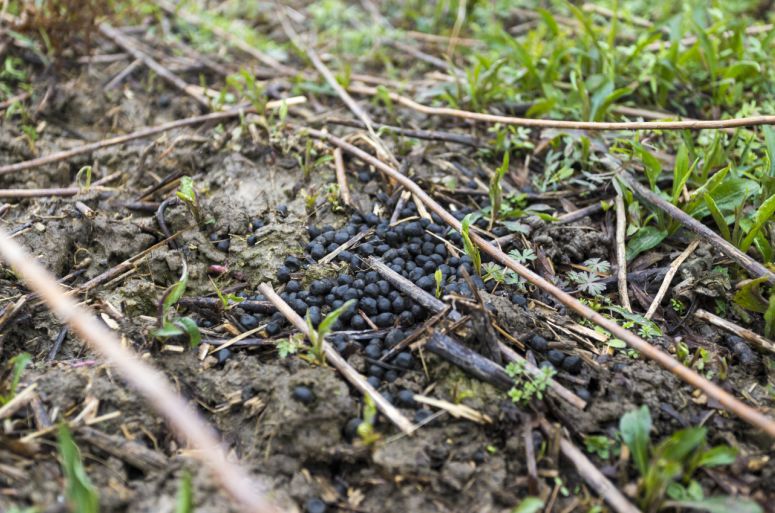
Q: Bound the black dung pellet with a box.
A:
[393,351,413,368]
[310,244,326,259]
[334,230,350,244]
[276,204,288,217]
[338,275,354,285]
[337,250,353,263]
[367,364,384,378]
[344,418,362,440]
[377,296,392,313]
[414,408,433,423]
[364,344,382,359]
[377,280,391,295]
[360,297,377,315]
[575,388,591,402]
[266,320,282,334]
[216,239,230,252]
[308,225,321,239]
[562,355,583,374]
[284,255,301,271]
[350,315,367,330]
[374,312,394,327]
[547,349,566,366]
[364,283,380,297]
[397,389,416,407]
[305,498,327,513]
[398,311,414,325]
[276,266,291,283]
[385,328,405,347]
[364,212,380,225]
[528,334,548,352]
[385,370,398,382]
[359,243,374,255]
[539,360,555,372]
[286,280,301,293]
[240,314,260,330]
[332,299,344,309]
[292,386,316,405]
[247,235,258,246]
[342,288,359,301]
[367,376,381,388]
[403,221,423,237]
[307,306,322,327]
[511,293,528,307]
[417,275,435,291]
[215,348,231,364]
[310,279,333,296]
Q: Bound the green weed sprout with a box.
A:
[356,395,381,445]
[488,151,509,230]
[176,471,193,513]
[277,334,304,359]
[434,268,443,298]
[306,299,356,364]
[619,406,760,513]
[1,352,31,405]
[460,214,481,276]
[153,262,201,347]
[58,424,99,513]
[176,176,203,226]
[505,360,554,404]
[209,277,244,310]
[75,165,92,191]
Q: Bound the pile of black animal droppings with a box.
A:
[231,200,584,431]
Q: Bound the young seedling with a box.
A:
[356,395,381,445]
[176,176,203,226]
[619,405,760,513]
[153,262,201,347]
[460,214,482,276]
[277,333,304,359]
[488,151,509,230]
[209,277,244,310]
[306,299,356,365]
[176,471,193,513]
[74,165,92,191]
[58,423,99,513]
[504,359,555,405]
[434,268,443,298]
[0,352,31,405]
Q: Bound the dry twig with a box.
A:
[645,240,701,320]
[694,308,775,356]
[614,193,632,312]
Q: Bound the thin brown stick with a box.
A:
[620,173,775,285]
[333,147,352,207]
[0,228,279,513]
[310,129,775,438]
[327,117,480,146]
[257,283,414,435]
[0,98,302,176]
[348,84,775,131]
[694,308,775,356]
[614,193,632,312]
[368,256,587,409]
[538,419,642,513]
[645,239,700,320]
[99,23,209,107]
[0,171,123,198]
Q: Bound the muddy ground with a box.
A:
[0,18,774,513]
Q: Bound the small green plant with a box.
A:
[298,139,333,181]
[1,352,31,405]
[619,405,759,513]
[584,435,615,460]
[488,152,509,230]
[277,334,304,358]
[508,248,536,265]
[434,268,443,298]
[460,214,482,276]
[504,360,555,404]
[356,395,381,445]
[153,262,201,347]
[74,165,92,191]
[209,278,245,310]
[176,471,193,513]
[58,423,99,513]
[176,176,203,226]
[306,299,356,364]
[510,496,544,513]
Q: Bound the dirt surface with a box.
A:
[1,6,774,513]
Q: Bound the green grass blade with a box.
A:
[739,193,775,252]
[58,424,99,513]
[703,193,731,242]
